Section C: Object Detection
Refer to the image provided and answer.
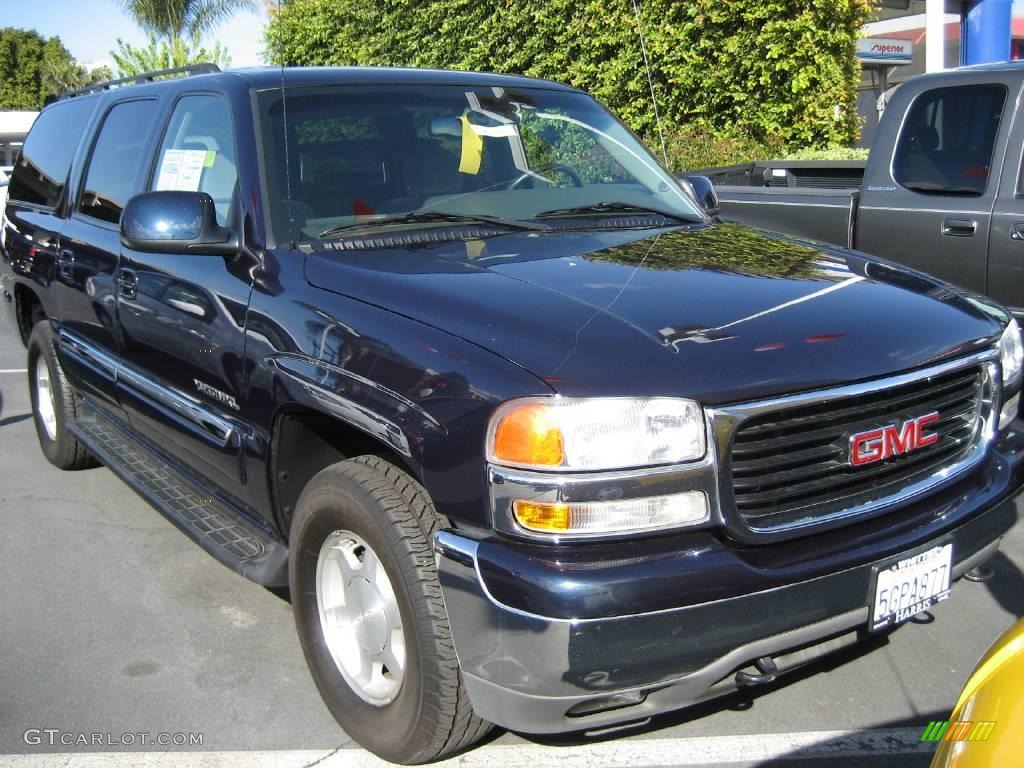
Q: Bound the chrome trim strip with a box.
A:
[58,328,235,448]
[117,366,235,447]
[58,328,119,378]
[709,349,1000,540]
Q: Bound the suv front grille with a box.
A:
[728,363,988,533]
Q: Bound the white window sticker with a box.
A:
[156,149,209,192]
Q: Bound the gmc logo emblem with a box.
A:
[849,412,940,466]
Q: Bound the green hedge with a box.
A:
[265,0,873,167]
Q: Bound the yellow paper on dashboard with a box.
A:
[458,114,483,175]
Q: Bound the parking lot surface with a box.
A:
[1,311,1022,768]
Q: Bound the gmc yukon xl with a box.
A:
[2,65,1023,764]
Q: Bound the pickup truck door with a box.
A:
[986,88,1024,320]
[114,93,253,506]
[855,75,1020,295]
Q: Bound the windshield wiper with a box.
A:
[534,201,695,222]
[319,211,543,239]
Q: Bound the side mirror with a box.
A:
[120,191,237,256]
[681,174,720,217]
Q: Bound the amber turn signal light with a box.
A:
[490,403,565,468]
[513,501,572,532]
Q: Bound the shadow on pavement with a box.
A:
[984,550,1024,618]
[0,413,30,428]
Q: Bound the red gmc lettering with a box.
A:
[851,428,885,466]
[850,412,940,466]
[916,412,940,447]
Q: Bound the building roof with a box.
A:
[0,111,38,143]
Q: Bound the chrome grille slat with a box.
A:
[726,363,987,532]
[735,430,974,507]
[735,369,978,440]
[732,402,979,486]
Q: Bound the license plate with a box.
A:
[871,544,953,632]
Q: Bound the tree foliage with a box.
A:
[265,0,874,163]
[0,27,108,109]
[120,0,256,40]
[111,33,230,77]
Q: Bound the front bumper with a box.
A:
[435,428,1024,734]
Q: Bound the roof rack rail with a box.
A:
[60,63,221,100]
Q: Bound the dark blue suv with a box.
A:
[2,64,1022,763]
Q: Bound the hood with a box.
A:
[304,222,1006,404]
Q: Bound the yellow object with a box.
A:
[203,150,216,168]
[465,240,486,260]
[491,403,564,467]
[930,618,1024,767]
[458,114,483,175]
[513,501,571,532]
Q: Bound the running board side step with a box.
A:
[68,404,288,587]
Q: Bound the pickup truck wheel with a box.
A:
[290,456,492,764]
[27,322,97,470]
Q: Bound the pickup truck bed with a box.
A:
[716,186,858,247]
[702,62,1024,321]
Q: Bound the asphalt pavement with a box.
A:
[0,309,1022,768]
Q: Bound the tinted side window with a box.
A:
[8,99,97,208]
[893,85,1005,196]
[152,95,238,225]
[79,100,159,224]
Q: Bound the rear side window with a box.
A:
[79,100,159,224]
[8,99,97,209]
[893,85,1006,196]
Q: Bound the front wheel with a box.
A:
[290,456,492,764]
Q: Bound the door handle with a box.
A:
[118,269,138,299]
[942,218,977,237]
[56,250,75,280]
[1011,223,1024,241]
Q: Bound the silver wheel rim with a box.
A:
[316,530,406,706]
[34,355,58,442]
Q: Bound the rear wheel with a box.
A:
[290,456,492,764]
[27,321,97,470]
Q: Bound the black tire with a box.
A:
[27,321,97,470]
[290,456,492,764]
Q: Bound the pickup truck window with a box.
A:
[257,85,699,244]
[152,95,238,226]
[79,99,160,224]
[893,84,1006,197]
[7,98,96,209]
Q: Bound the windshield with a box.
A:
[257,84,702,244]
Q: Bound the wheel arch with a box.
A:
[13,282,46,346]
[269,404,422,539]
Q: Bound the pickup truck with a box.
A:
[2,65,1023,765]
[704,62,1024,321]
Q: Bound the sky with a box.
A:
[5,0,269,70]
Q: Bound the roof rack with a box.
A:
[60,63,221,100]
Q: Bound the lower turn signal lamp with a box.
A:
[512,492,709,536]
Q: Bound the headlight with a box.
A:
[1000,318,1023,387]
[486,397,706,471]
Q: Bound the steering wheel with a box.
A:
[505,163,584,190]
